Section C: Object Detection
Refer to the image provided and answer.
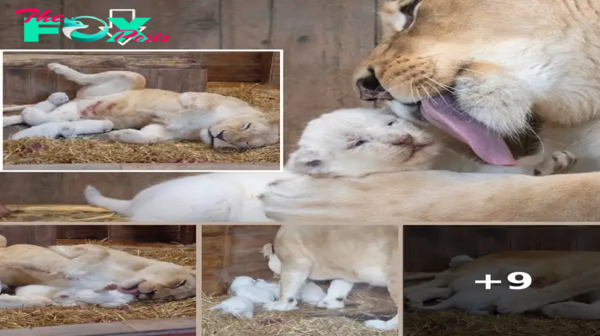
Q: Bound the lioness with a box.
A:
[3,63,278,149]
[404,250,600,319]
[0,236,196,308]
[354,0,600,172]
[262,226,400,331]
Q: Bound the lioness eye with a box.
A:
[176,280,187,288]
[243,123,252,130]
[387,120,397,126]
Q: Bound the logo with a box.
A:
[16,8,170,45]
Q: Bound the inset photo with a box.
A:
[2,50,282,171]
[404,225,600,336]
[0,224,196,335]
[201,225,399,336]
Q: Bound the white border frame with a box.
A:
[1,49,284,173]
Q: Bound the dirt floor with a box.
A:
[403,279,599,336]
[202,284,397,336]
[0,240,196,330]
[3,82,281,165]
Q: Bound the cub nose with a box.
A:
[355,68,394,101]
[391,134,414,146]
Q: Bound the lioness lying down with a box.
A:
[261,226,400,331]
[0,236,196,309]
[405,250,600,320]
[356,0,600,173]
[3,63,279,149]
[83,107,570,222]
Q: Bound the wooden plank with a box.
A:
[61,0,220,49]
[221,0,273,49]
[3,54,203,69]
[0,225,57,246]
[575,226,600,251]
[269,0,379,157]
[270,52,282,87]
[260,52,275,84]
[4,0,63,49]
[56,225,108,240]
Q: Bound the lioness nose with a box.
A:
[355,68,394,101]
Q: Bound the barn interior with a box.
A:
[0,224,197,332]
[201,225,397,336]
[3,51,280,169]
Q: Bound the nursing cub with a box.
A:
[0,236,196,309]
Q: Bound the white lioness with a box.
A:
[84,107,570,222]
[354,0,600,172]
[0,236,196,309]
[3,63,278,148]
[262,226,400,331]
[404,250,600,319]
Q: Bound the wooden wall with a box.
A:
[0,225,57,246]
[57,225,196,244]
[202,225,280,295]
[404,226,600,273]
[4,0,380,157]
[3,51,279,104]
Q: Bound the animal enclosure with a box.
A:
[3,51,281,169]
[0,224,196,334]
[403,225,600,336]
[201,225,396,336]
[0,172,198,222]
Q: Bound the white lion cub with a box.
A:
[84,107,575,223]
[3,92,70,127]
[10,120,114,140]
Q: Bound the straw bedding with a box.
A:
[0,205,126,222]
[404,279,598,336]
[0,240,196,330]
[202,288,397,336]
[3,82,281,165]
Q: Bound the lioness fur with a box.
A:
[263,226,400,331]
[355,0,600,172]
[0,236,196,309]
[404,250,600,319]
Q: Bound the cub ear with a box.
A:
[379,0,424,38]
[286,149,330,175]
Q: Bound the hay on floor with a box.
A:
[0,241,196,330]
[202,289,397,336]
[3,82,280,165]
[404,310,600,336]
[0,204,126,222]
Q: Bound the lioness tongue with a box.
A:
[421,94,516,166]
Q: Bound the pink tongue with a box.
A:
[117,287,140,295]
[421,94,516,166]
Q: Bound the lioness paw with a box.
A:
[48,63,68,75]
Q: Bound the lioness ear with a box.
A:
[286,149,330,175]
[380,0,423,38]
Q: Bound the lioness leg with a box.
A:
[106,124,177,143]
[497,266,600,315]
[365,254,400,331]
[263,261,311,311]
[47,63,146,97]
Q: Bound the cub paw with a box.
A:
[316,297,345,309]
[551,150,577,174]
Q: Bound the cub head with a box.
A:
[200,115,279,149]
[354,0,559,166]
[47,92,70,106]
[286,107,441,177]
[136,266,196,301]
